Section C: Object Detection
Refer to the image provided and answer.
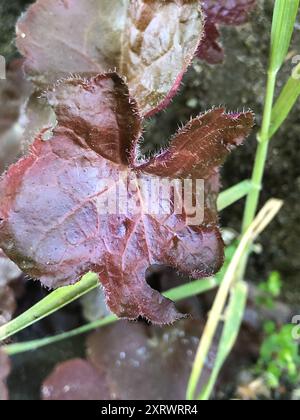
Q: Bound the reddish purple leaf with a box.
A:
[41,307,264,400]
[197,0,256,64]
[87,320,205,400]
[42,320,214,400]
[0,74,253,324]
[196,21,224,65]
[202,0,257,25]
[0,350,10,401]
[134,108,253,180]
[42,358,110,400]
[16,0,203,116]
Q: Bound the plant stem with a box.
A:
[242,69,278,233]
[217,180,253,212]
[186,0,299,401]
[0,272,99,342]
[186,199,283,400]
[4,315,117,356]
[3,277,221,355]
[238,71,278,281]
[198,281,248,400]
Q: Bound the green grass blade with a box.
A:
[217,180,253,212]
[269,0,299,73]
[4,315,118,355]
[197,281,248,400]
[3,277,221,355]
[0,272,99,341]
[269,63,300,138]
[164,277,220,302]
[187,199,282,400]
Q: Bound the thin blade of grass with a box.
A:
[198,281,248,400]
[186,199,283,400]
[269,63,300,138]
[3,276,221,355]
[0,272,99,341]
[269,0,299,73]
[217,180,253,211]
[4,315,118,356]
